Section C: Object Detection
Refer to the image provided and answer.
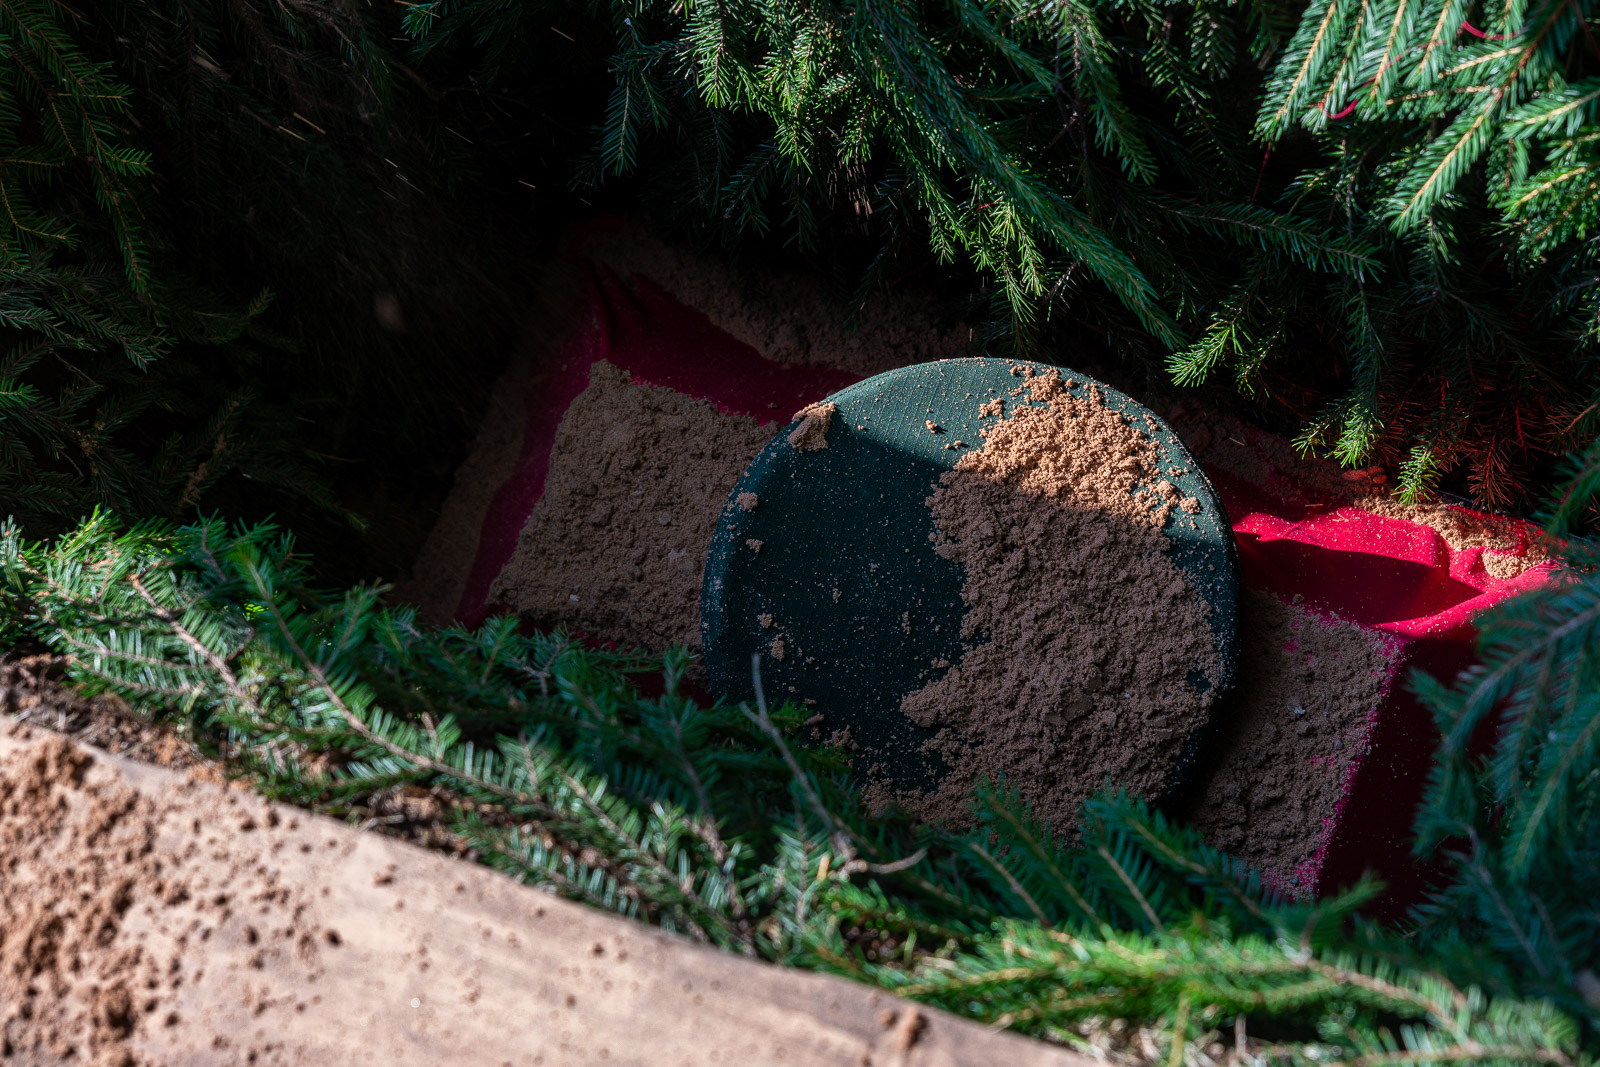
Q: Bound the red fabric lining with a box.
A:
[1213,468,1547,910]
[453,263,859,628]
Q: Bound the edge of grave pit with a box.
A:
[701,356,1240,801]
[0,720,1091,1067]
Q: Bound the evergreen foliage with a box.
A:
[2,500,1596,1061]
[5,0,1597,525]
[0,0,534,565]
[0,0,293,528]
[1244,0,1600,505]
[1405,442,1600,1023]
[407,0,1600,508]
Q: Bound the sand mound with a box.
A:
[1180,591,1398,891]
[0,717,1081,1067]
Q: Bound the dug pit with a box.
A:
[414,230,1524,893]
[473,355,1392,884]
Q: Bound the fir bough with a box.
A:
[407,0,1600,508]
[1,510,1590,1063]
[1242,0,1600,505]
[0,0,530,560]
[0,1,343,530]
[1406,441,1600,1024]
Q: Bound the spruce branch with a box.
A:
[3,512,1595,1060]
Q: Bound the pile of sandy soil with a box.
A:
[490,360,773,651]
[0,711,1082,1067]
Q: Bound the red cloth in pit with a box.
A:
[1215,470,1546,911]
[454,263,859,630]
[454,251,1550,913]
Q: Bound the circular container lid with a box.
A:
[701,357,1237,797]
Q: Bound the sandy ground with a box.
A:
[0,718,1086,1067]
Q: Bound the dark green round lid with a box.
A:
[700,357,1237,796]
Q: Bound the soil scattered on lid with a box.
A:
[490,359,772,652]
[884,368,1222,831]
[787,402,838,452]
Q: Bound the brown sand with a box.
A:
[890,369,1222,831]
[788,401,839,451]
[0,721,1083,1067]
[2,731,182,1066]
[582,221,976,379]
[489,360,773,652]
[1181,591,1399,893]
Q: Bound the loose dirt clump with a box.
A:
[888,369,1222,831]
[490,360,773,652]
[787,401,838,451]
[1180,591,1398,893]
